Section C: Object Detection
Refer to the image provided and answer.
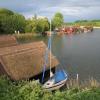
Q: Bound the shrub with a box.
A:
[0,76,100,100]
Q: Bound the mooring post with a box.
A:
[76,74,79,88]
[77,74,79,81]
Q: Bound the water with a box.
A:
[51,29,100,81]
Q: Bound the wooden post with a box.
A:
[76,74,79,88]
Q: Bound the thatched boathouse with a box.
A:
[0,35,18,48]
[0,41,59,80]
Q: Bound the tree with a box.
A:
[0,8,26,34]
[25,18,38,33]
[0,8,50,34]
[52,12,64,29]
[0,8,14,34]
[0,8,14,16]
[11,13,26,33]
[25,18,49,33]
[37,18,49,32]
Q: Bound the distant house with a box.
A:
[0,41,59,80]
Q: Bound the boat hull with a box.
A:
[44,78,67,91]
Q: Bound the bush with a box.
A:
[0,76,100,100]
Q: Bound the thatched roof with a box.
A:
[0,41,59,80]
[0,35,18,48]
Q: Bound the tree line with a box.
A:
[0,8,64,34]
[65,20,100,27]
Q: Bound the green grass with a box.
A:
[0,76,100,100]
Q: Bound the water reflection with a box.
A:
[51,29,100,81]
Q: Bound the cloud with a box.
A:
[39,7,81,16]
[0,0,100,22]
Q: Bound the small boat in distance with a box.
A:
[42,20,68,91]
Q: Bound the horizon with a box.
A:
[0,0,100,22]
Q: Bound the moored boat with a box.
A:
[42,20,68,90]
[43,70,68,91]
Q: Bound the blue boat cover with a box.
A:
[55,70,68,83]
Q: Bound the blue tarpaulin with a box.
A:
[55,70,68,83]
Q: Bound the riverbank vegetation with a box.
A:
[0,8,63,35]
[1,8,100,35]
[0,8,26,34]
[14,33,47,43]
[65,20,100,27]
[0,76,100,100]
[0,8,50,34]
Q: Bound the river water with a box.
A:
[51,29,100,81]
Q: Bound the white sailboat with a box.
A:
[42,20,68,91]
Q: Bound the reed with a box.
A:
[80,77,100,89]
[66,79,80,89]
[14,33,42,42]
[66,77,100,90]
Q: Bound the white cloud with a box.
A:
[0,0,100,21]
[39,6,85,17]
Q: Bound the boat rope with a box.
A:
[42,37,50,83]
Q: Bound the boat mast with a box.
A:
[49,19,53,77]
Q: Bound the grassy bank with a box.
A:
[14,33,47,43]
[0,76,100,100]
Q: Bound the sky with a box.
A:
[0,0,100,22]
